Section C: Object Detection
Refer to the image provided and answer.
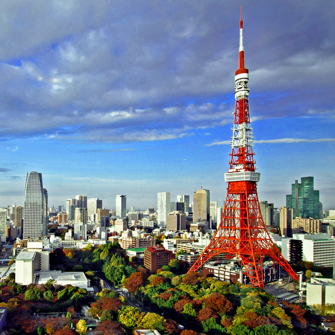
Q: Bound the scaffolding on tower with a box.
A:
[187,8,299,289]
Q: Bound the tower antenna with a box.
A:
[187,9,298,289]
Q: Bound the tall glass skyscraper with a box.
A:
[23,172,45,240]
[286,176,320,219]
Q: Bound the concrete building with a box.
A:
[177,195,190,214]
[260,201,274,226]
[282,233,335,267]
[144,246,175,273]
[75,195,87,209]
[87,198,103,220]
[166,211,186,231]
[157,192,171,227]
[66,199,77,216]
[116,195,127,218]
[115,218,128,233]
[15,248,50,285]
[280,206,293,237]
[14,206,23,231]
[57,212,68,225]
[217,206,224,227]
[23,172,45,240]
[120,230,156,249]
[97,208,110,223]
[0,209,6,243]
[292,217,322,234]
[37,271,91,290]
[210,201,218,228]
[74,207,87,225]
[193,188,210,223]
[307,278,335,307]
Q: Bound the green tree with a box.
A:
[25,288,38,301]
[182,303,197,320]
[138,312,166,332]
[43,290,54,301]
[118,306,144,330]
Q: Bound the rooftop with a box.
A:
[16,251,36,261]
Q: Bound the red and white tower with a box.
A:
[188,9,298,289]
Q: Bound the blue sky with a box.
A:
[0,0,334,211]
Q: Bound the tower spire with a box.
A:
[187,10,299,289]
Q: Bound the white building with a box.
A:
[210,201,218,228]
[116,195,126,218]
[0,208,7,243]
[115,218,128,233]
[15,248,50,285]
[87,198,102,221]
[157,192,171,227]
[281,233,335,267]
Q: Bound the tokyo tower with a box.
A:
[188,9,299,289]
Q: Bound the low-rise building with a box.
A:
[144,246,175,273]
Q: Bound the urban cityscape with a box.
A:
[0,1,334,335]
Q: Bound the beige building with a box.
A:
[74,207,87,225]
[193,188,210,222]
[97,208,110,223]
[280,206,293,237]
[166,211,186,231]
[292,217,322,234]
[119,230,155,249]
[115,219,128,233]
[14,206,23,229]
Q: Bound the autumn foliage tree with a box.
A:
[203,292,233,314]
[123,271,147,293]
[182,271,200,286]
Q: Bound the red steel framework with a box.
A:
[188,9,299,289]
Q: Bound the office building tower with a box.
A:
[9,205,15,221]
[166,211,186,231]
[217,206,224,227]
[87,198,103,219]
[273,208,280,227]
[23,172,45,240]
[280,206,293,237]
[0,208,6,243]
[68,205,76,221]
[210,201,218,228]
[177,195,190,213]
[286,176,320,219]
[74,207,87,225]
[14,206,23,229]
[75,195,87,209]
[157,192,171,227]
[66,199,77,215]
[193,188,210,222]
[259,201,274,226]
[116,195,126,218]
[97,208,110,223]
[171,202,185,213]
[43,189,48,235]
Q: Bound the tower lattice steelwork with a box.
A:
[188,10,299,289]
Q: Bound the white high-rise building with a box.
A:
[87,198,103,220]
[157,192,171,227]
[210,201,218,228]
[116,195,127,218]
[0,208,6,243]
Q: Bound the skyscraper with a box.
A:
[0,208,6,243]
[193,188,210,222]
[259,201,274,226]
[87,198,103,219]
[14,206,23,230]
[75,195,87,209]
[116,195,126,218]
[286,176,320,219]
[177,195,190,214]
[23,172,45,240]
[157,192,171,227]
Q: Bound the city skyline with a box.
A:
[0,1,334,210]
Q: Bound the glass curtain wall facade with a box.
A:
[23,172,45,239]
[286,176,320,219]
